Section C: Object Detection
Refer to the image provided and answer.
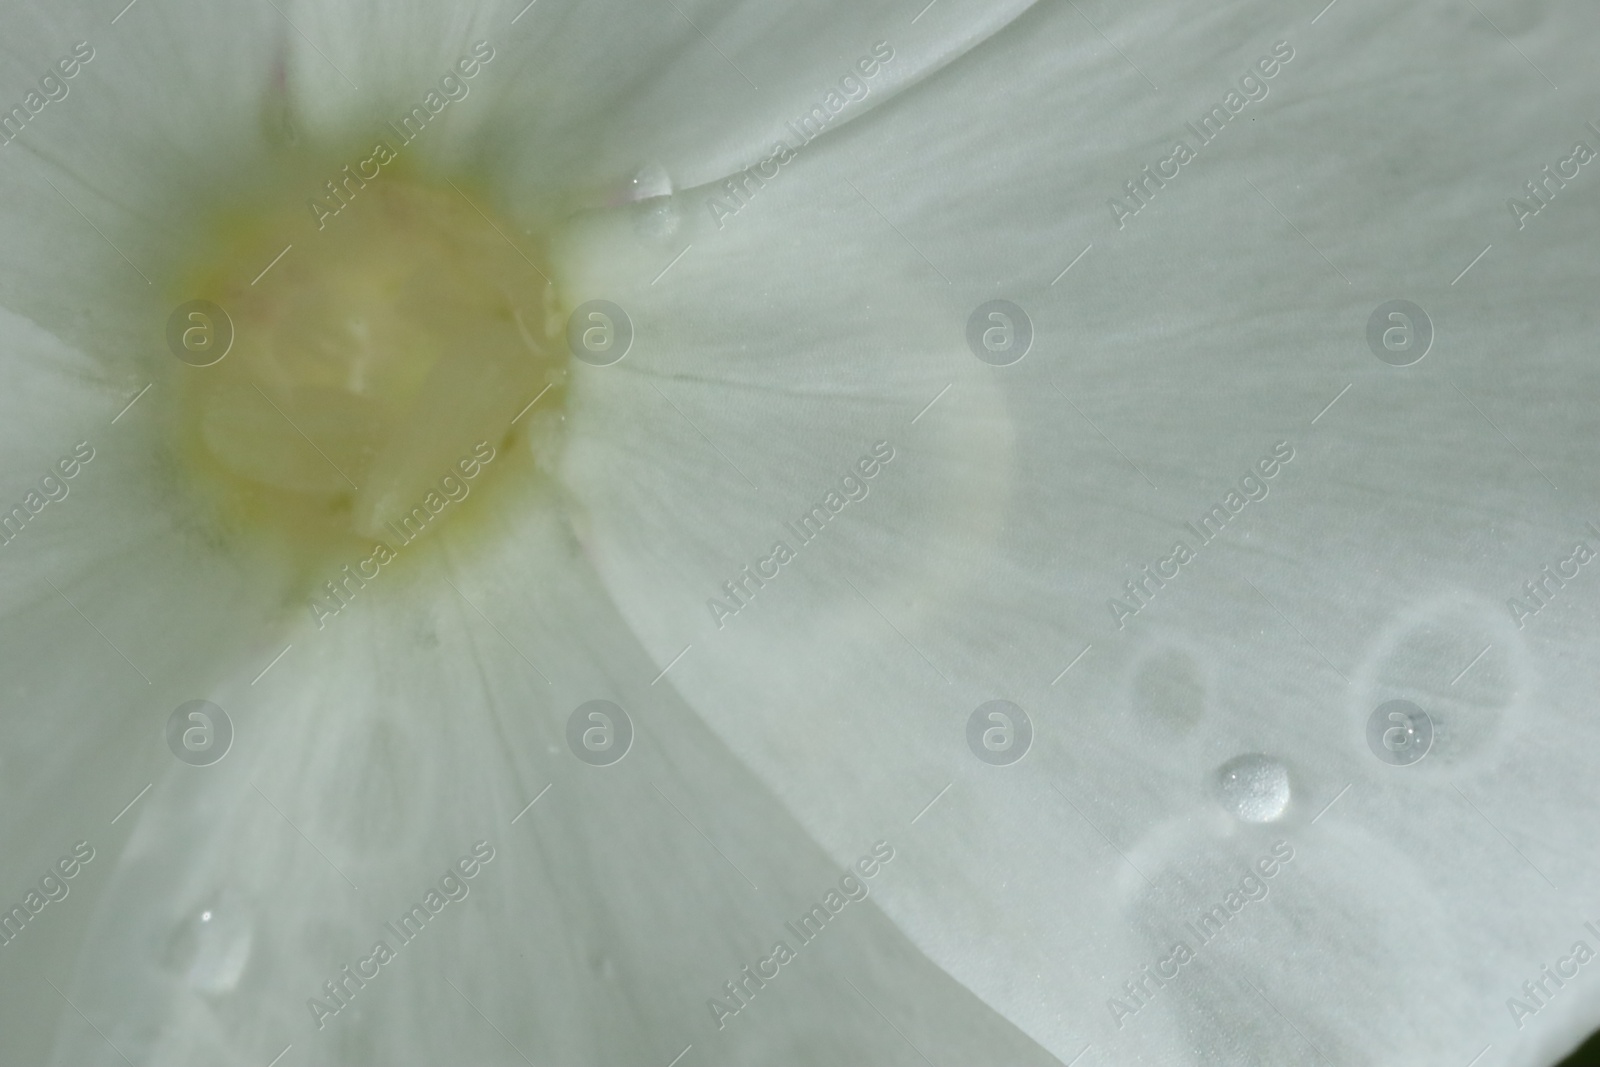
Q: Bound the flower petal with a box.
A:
[0,3,293,355]
[286,0,1041,202]
[558,0,1600,1062]
[47,485,1063,1066]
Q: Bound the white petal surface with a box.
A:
[1,0,1598,1064]
[43,474,1062,1066]
[557,0,1600,1063]
[0,1,289,361]
[0,309,303,1064]
[0,13,1060,1061]
[287,0,1039,204]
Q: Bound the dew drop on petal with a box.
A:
[625,161,674,202]
[624,162,680,239]
[1212,753,1290,823]
[163,897,254,996]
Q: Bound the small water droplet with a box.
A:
[625,162,674,202]
[619,163,680,239]
[1213,754,1290,823]
[164,895,253,996]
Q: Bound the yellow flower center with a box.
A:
[168,173,563,571]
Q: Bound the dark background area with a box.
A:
[1560,1030,1600,1066]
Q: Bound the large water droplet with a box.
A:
[1213,753,1290,823]
[623,162,680,239]
[624,161,674,202]
[164,895,254,996]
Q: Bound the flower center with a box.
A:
[171,177,562,558]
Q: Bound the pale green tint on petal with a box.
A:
[559,0,1600,1063]
[0,321,307,1065]
[46,480,1062,1067]
[285,0,1039,204]
[0,2,288,361]
[1,0,1597,1064]
[0,0,1037,366]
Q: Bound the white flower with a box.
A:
[2,1,1595,1066]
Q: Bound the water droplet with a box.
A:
[164,895,253,996]
[624,162,673,202]
[621,162,680,239]
[1213,754,1290,823]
